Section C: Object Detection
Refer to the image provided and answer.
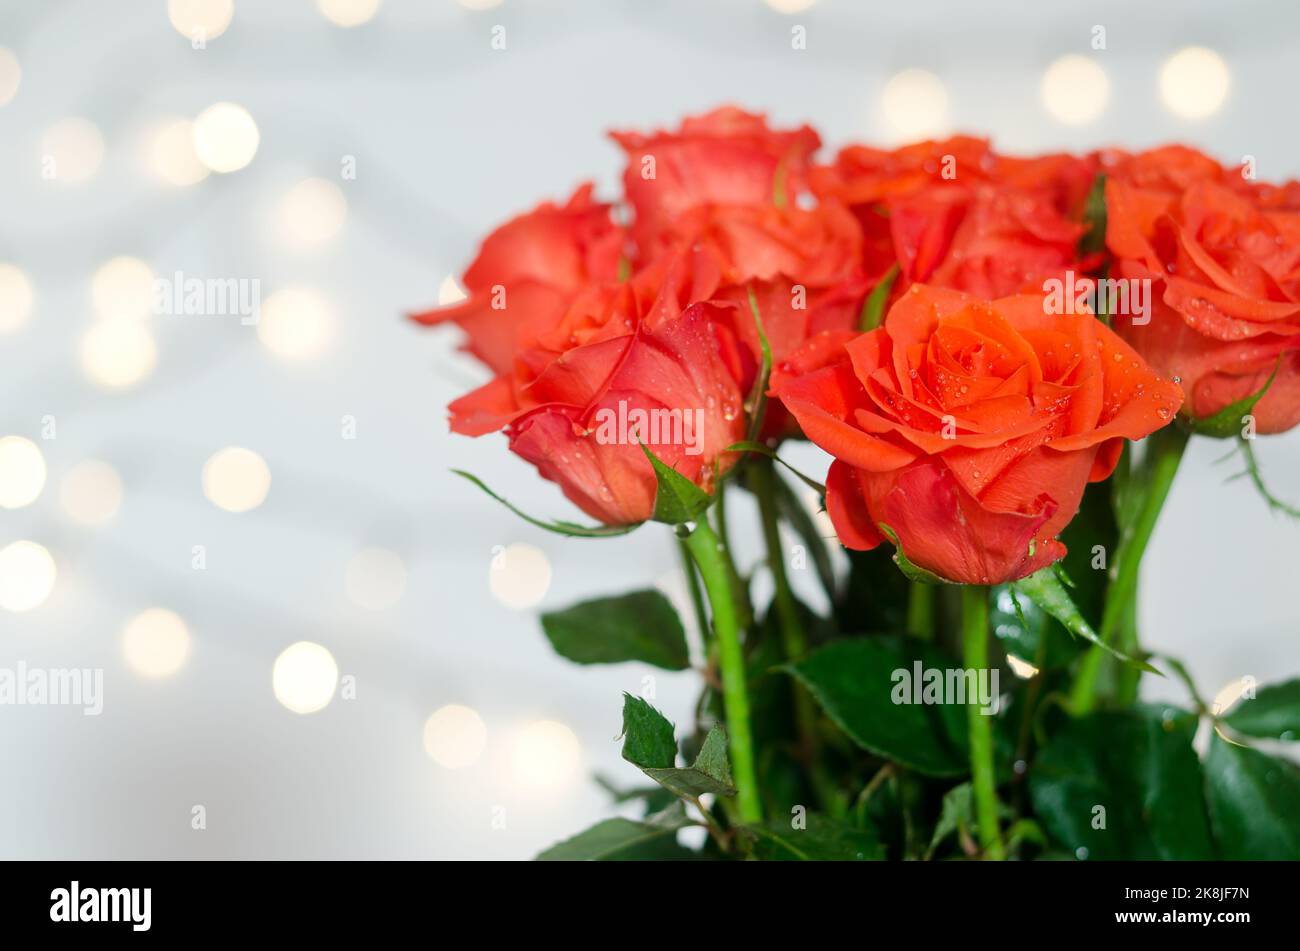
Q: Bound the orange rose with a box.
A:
[813,138,1098,299]
[611,106,821,253]
[1104,146,1300,434]
[409,184,625,375]
[771,285,1183,584]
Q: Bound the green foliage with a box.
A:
[541,590,690,670]
[536,817,697,861]
[1204,734,1300,860]
[786,637,970,777]
[1029,706,1214,860]
[1223,678,1300,741]
[640,443,713,524]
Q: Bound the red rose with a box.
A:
[771,285,1183,584]
[409,183,624,375]
[813,138,1098,299]
[505,300,747,525]
[1105,147,1300,434]
[611,106,821,252]
[444,250,748,525]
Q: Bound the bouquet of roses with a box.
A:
[413,108,1300,861]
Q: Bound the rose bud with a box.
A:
[771,284,1183,585]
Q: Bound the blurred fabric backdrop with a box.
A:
[1,0,1297,859]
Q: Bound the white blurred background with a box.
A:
[0,0,1296,859]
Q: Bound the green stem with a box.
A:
[712,480,753,630]
[1070,426,1189,714]
[752,459,809,664]
[906,583,934,640]
[677,537,713,657]
[961,585,1004,861]
[683,519,763,824]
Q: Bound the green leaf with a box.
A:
[928,782,975,856]
[451,469,639,538]
[620,697,737,798]
[786,637,970,777]
[639,443,712,525]
[1181,359,1279,438]
[1013,565,1161,674]
[1204,733,1300,859]
[619,694,677,770]
[1080,172,1108,257]
[643,724,737,799]
[1028,705,1215,860]
[878,523,950,585]
[744,814,884,861]
[535,817,696,861]
[541,590,690,670]
[858,264,900,331]
[592,775,679,816]
[1223,679,1300,741]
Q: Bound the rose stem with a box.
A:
[961,584,1005,860]
[906,583,934,640]
[682,518,763,824]
[1069,425,1189,714]
[712,479,754,629]
[751,457,842,814]
[677,536,713,658]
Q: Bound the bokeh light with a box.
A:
[80,320,157,390]
[123,608,192,678]
[0,541,56,613]
[764,0,816,12]
[147,118,210,186]
[511,720,581,791]
[92,256,155,321]
[41,117,104,184]
[316,0,382,28]
[423,705,488,769]
[0,435,46,509]
[273,641,339,714]
[257,287,336,362]
[202,447,271,513]
[0,47,20,106]
[488,543,552,610]
[275,177,348,248]
[1041,54,1109,124]
[881,69,949,141]
[193,102,259,173]
[1211,676,1253,717]
[60,459,124,526]
[0,262,34,334]
[437,274,468,306]
[1159,46,1230,120]
[167,0,233,43]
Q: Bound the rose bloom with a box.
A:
[409,183,625,375]
[771,285,1183,584]
[812,137,1099,299]
[443,252,749,525]
[1104,146,1300,434]
[610,106,822,253]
